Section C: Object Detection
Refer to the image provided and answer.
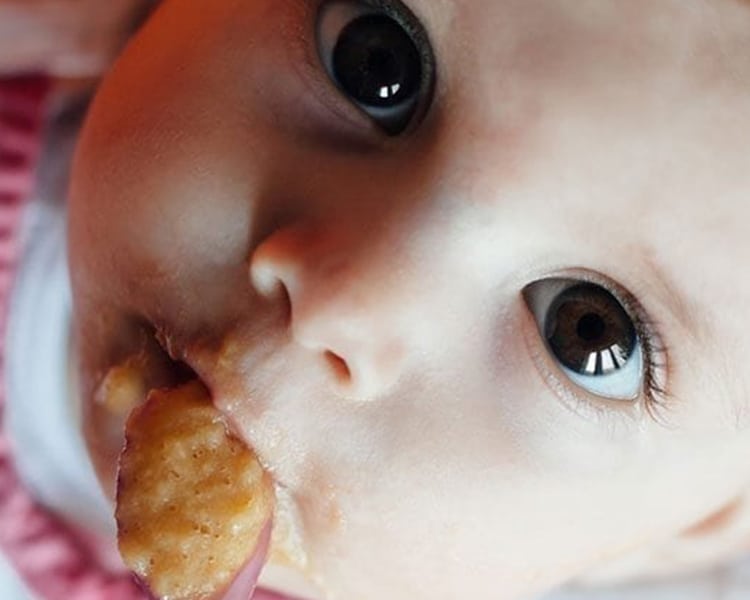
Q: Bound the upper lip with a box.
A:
[113,326,320,600]
[148,328,320,588]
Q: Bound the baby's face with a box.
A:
[68,1,750,598]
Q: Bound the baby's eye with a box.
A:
[316,0,436,135]
[523,279,646,401]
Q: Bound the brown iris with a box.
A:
[544,283,636,376]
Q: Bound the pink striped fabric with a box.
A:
[0,75,295,600]
[0,75,149,600]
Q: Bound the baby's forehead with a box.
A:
[415,0,750,35]
[402,0,750,413]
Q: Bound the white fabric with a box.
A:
[4,174,115,544]
[0,552,34,600]
[546,560,750,599]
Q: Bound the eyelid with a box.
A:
[282,0,383,146]
[519,269,671,425]
[372,0,438,134]
[294,0,436,141]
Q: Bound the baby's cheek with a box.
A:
[68,3,302,324]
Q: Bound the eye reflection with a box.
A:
[333,14,422,108]
[544,283,637,376]
[316,0,436,135]
[524,278,644,401]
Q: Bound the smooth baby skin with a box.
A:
[69,1,750,599]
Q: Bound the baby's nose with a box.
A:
[249,223,407,399]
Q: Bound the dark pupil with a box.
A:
[333,14,422,108]
[576,313,606,342]
[545,284,636,376]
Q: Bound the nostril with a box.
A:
[278,281,293,327]
[249,252,293,325]
[324,350,352,385]
[250,260,284,298]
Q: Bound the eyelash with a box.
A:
[617,295,670,419]
[525,271,671,422]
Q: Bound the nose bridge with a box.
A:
[250,220,410,398]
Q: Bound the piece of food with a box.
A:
[116,380,275,600]
[95,358,149,416]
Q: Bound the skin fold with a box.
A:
[67,1,750,599]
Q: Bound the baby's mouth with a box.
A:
[93,323,320,600]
